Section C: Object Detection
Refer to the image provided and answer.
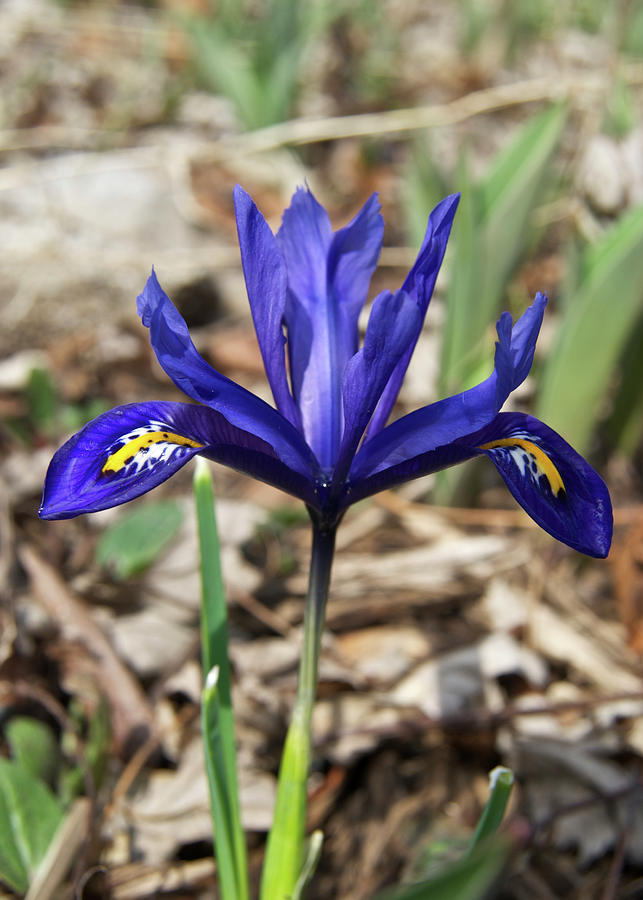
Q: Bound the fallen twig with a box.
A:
[18,544,156,755]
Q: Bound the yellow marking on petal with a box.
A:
[102,431,203,474]
[479,437,565,496]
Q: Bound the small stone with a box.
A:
[577,134,627,216]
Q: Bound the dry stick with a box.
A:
[601,826,629,900]
[2,65,643,158]
[18,544,156,753]
[25,798,92,900]
[206,65,643,160]
[314,691,643,749]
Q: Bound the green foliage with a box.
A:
[194,459,248,900]
[96,499,184,579]
[373,838,510,900]
[404,142,449,252]
[202,667,247,900]
[406,105,565,504]
[0,758,64,893]
[9,366,108,446]
[293,830,324,900]
[458,0,616,62]
[4,718,60,789]
[466,767,514,854]
[604,77,637,138]
[439,103,567,395]
[536,204,643,454]
[26,368,57,436]
[374,767,514,900]
[459,0,496,55]
[605,315,643,458]
[622,3,643,57]
[59,697,111,806]
[176,0,342,130]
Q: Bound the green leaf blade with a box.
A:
[478,103,566,328]
[0,759,64,892]
[96,499,184,579]
[193,460,248,900]
[5,718,60,788]
[373,837,511,900]
[536,204,643,452]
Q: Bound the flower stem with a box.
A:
[260,518,337,900]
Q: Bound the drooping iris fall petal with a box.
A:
[136,270,316,481]
[350,293,547,481]
[39,401,318,520]
[472,412,612,558]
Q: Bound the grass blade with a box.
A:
[293,829,324,900]
[440,148,481,393]
[440,103,566,395]
[478,102,566,330]
[536,203,643,453]
[605,314,643,456]
[194,459,248,900]
[373,837,511,900]
[0,760,64,893]
[467,766,514,854]
[201,667,240,900]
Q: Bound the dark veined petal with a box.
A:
[350,293,547,480]
[136,270,316,479]
[340,436,479,508]
[39,402,317,520]
[473,413,612,558]
[331,290,422,491]
[233,185,300,429]
[277,188,383,470]
[341,411,612,558]
[369,193,460,436]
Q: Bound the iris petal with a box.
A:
[332,289,422,490]
[474,413,612,558]
[39,402,317,519]
[233,185,301,429]
[327,193,384,349]
[277,189,383,469]
[369,193,459,436]
[351,293,547,479]
[136,271,315,479]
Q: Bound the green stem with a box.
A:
[260,518,337,900]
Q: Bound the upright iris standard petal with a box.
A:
[472,413,613,558]
[277,188,383,470]
[233,186,300,430]
[326,193,384,351]
[351,293,547,480]
[39,401,318,520]
[332,290,422,490]
[136,271,315,480]
[368,193,459,436]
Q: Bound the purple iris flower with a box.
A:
[40,186,612,558]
